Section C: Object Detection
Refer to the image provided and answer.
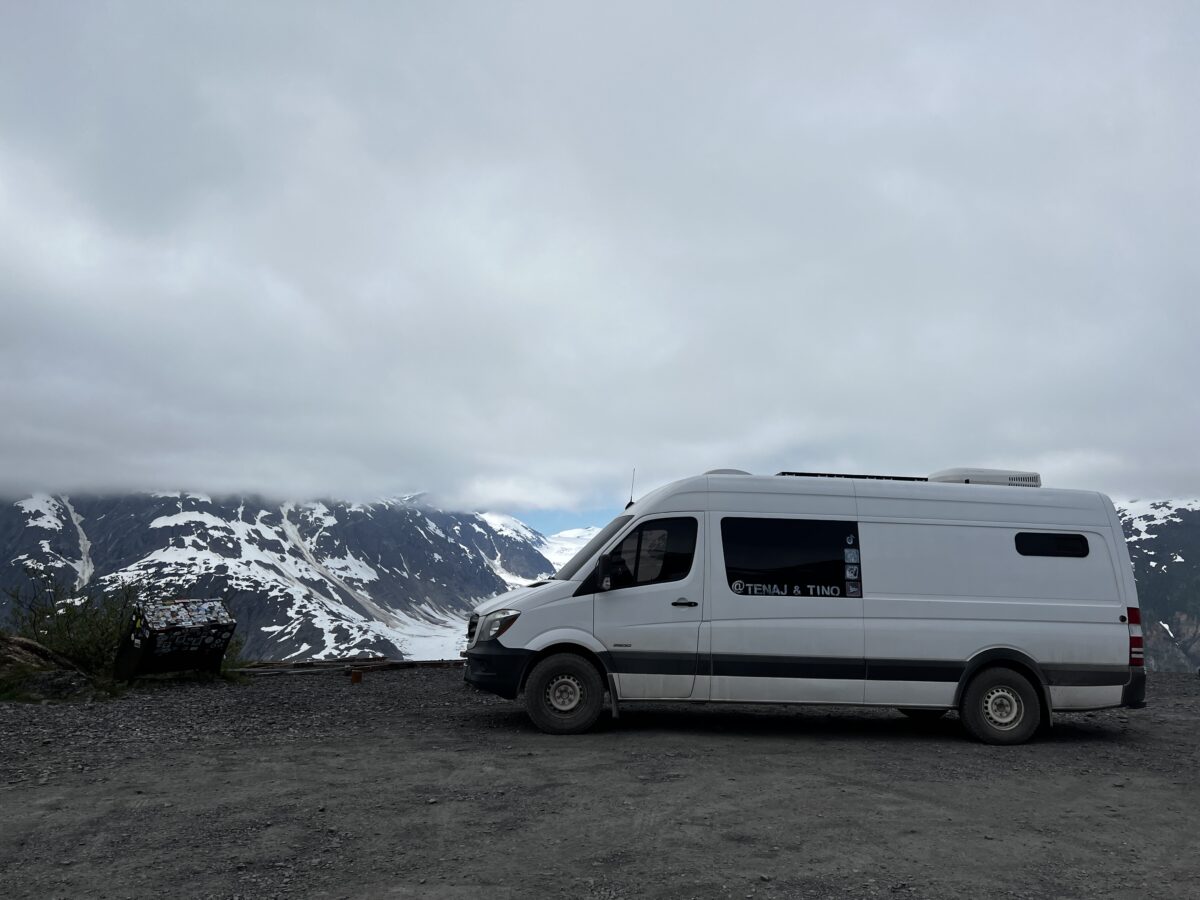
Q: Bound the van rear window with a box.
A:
[1015,532,1090,558]
[721,517,860,598]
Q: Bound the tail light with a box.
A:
[1127,607,1144,667]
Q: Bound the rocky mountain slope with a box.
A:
[1117,499,1200,673]
[0,493,589,661]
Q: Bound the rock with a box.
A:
[1,634,98,701]
[0,634,83,674]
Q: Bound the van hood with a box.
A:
[472,579,570,616]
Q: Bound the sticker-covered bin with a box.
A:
[113,599,237,680]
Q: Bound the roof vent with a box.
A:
[928,468,1041,488]
[705,468,751,476]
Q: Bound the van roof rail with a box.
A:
[776,471,929,482]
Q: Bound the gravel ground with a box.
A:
[1,668,1197,900]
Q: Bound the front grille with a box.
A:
[466,613,479,646]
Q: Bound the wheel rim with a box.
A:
[982,685,1023,731]
[545,673,584,714]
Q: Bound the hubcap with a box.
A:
[982,686,1023,731]
[545,673,584,713]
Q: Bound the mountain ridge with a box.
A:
[0,492,593,661]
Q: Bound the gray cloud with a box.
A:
[1,2,1197,510]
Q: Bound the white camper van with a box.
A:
[464,469,1146,744]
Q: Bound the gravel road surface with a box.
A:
[1,668,1197,900]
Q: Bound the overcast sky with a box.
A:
[1,2,1197,527]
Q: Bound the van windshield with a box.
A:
[553,515,633,581]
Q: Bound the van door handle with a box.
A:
[671,598,698,607]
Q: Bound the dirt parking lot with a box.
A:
[1,668,1197,899]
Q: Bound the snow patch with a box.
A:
[283,642,313,660]
[17,494,64,531]
[300,502,338,529]
[386,608,468,660]
[1118,499,1200,541]
[538,526,601,572]
[322,552,379,583]
[486,553,544,589]
[150,511,233,530]
[480,512,540,544]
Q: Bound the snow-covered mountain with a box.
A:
[0,493,593,662]
[1116,499,1200,673]
[535,526,601,571]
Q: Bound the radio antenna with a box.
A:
[626,467,636,509]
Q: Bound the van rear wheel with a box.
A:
[524,653,604,735]
[960,667,1040,745]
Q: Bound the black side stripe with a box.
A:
[867,660,964,683]
[712,655,864,680]
[609,651,697,676]
[606,652,1129,687]
[1041,665,1131,687]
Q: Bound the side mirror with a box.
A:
[595,553,612,592]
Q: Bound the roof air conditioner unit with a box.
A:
[928,468,1041,488]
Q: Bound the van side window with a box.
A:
[1015,532,1089,558]
[721,518,861,598]
[607,517,698,590]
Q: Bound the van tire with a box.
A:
[898,708,947,722]
[525,653,604,735]
[960,667,1041,745]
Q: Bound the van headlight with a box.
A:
[477,609,520,643]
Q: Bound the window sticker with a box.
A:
[721,518,860,598]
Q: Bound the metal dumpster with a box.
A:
[113,598,237,680]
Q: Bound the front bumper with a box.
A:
[1121,668,1147,709]
[463,642,533,700]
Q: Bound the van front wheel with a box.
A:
[960,667,1041,745]
[524,653,604,735]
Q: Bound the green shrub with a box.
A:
[6,576,138,680]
